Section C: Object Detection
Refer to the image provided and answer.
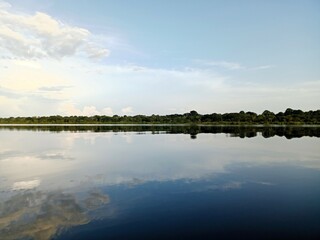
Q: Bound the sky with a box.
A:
[0,0,319,117]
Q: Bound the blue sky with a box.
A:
[0,0,319,116]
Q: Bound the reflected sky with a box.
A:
[0,127,320,239]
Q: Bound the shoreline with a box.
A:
[1,123,320,127]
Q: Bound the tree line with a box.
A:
[0,108,319,124]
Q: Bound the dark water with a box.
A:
[0,125,319,240]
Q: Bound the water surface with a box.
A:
[0,125,319,239]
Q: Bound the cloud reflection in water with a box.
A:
[0,127,319,239]
[0,190,109,240]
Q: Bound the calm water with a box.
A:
[0,125,319,240]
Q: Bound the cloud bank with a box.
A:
[0,1,109,59]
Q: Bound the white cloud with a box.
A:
[55,61,320,114]
[0,59,71,98]
[207,61,244,70]
[0,57,319,116]
[0,96,23,116]
[121,106,133,115]
[84,44,110,59]
[101,107,114,116]
[252,65,274,70]
[10,59,42,69]
[81,106,100,116]
[0,0,10,9]
[0,1,109,59]
[59,103,114,116]
[195,60,274,71]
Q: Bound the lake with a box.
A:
[0,125,319,240]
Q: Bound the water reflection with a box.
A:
[1,124,320,138]
[0,126,319,239]
[0,189,109,240]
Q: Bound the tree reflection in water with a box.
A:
[1,125,319,139]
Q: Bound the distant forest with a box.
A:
[0,108,319,124]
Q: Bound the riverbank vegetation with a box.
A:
[0,108,319,125]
